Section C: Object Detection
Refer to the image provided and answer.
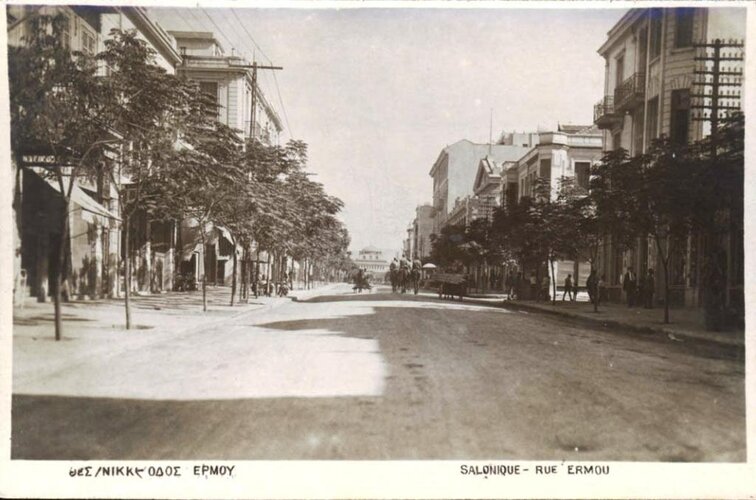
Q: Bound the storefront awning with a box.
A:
[37,171,121,224]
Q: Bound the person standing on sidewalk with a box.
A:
[644,269,655,309]
[597,274,606,306]
[622,267,636,307]
[562,274,573,302]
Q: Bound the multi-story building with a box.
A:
[429,140,531,234]
[498,131,540,148]
[472,156,513,222]
[353,247,391,280]
[169,30,284,286]
[170,31,282,146]
[403,223,414,260]
[594,7,745,307]
[502,125,603,288]
[512,125,602,202]
[9,6,181,301]
[412,204,434,260]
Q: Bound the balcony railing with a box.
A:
[593,95,622,129]
[614,72,645,112]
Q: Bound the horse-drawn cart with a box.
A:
[431,272,468,301]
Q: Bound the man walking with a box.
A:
[562,274,573,302]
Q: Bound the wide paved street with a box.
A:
[12,284,745,461]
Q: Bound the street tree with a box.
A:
[9,14,111,340]
[97,28,191,328]
[630,137,696,324]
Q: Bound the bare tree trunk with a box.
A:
[200,229,207,312]
[123,212,132,330]
[240,247,247,302]
[550,258,557,305]
[54,201,71,341]
[266,251,272,296]
[230,238,238,306]
[655,236,670,324]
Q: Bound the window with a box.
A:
[615,53,625,88]
[81,29,96,55]
[670,89,691,145]
[199,81,218,103]
[575,162,590,190]
[59,14,71,49]
[645,97,659,144]
[199,81,219,119]
[638,27,648,71]
[649,9,662,59]
[674,8,694,48]
[539,159,551,179]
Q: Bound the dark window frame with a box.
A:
[649,9,663,59]
[670,89,691,145]
[674,8,694,48]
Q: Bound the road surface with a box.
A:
[12,284,745,461]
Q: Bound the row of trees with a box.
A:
[431,117,744,328]
[10,17,352,339]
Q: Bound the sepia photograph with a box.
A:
[0,0,753,498]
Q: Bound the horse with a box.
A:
[395,267,410,293]
[409,268,421,295]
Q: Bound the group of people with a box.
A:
[353,267,371,292]
[389,256,423,273]
[621,267,656,309]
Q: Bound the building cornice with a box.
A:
[598,9,647,57]
[120,7,182,67]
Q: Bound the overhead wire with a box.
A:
[228,7,295,141]
[167,6,295,142]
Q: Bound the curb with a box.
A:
[476,298,744,349]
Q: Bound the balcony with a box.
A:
[593,96,622,129]
[614,72,645,113]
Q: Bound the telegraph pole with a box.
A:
[691,37,744,317]
[691,38,744,151]
[248,61,283,141]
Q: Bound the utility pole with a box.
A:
[691,38,744,148]
[248,61,283,141]
[690,37,744,318]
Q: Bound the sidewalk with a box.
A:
[466,292,745,348]
[12,282,340,343]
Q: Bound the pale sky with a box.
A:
[149,6,625,254]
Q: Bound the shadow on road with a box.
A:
[12,300,745,461]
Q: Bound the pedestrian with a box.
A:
[586,269,597,304]
[644,268,655,309]
[597,274,606,306]
[622,267,636,307]
[562,274,573,302]
[504,273,513,300]
[529,273,537,300]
